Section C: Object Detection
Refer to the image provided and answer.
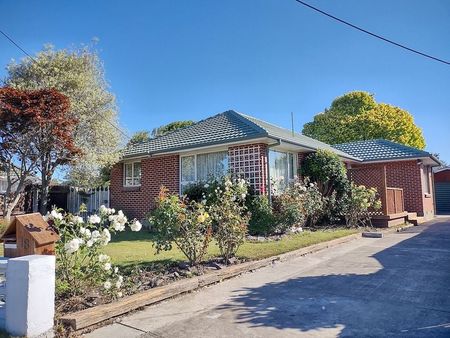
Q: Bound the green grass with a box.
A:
[104,228,357,267]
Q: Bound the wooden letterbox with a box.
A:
[0,213,60,257]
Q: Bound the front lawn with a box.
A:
[104,228,357,267]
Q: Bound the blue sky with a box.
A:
[1,0,449,162]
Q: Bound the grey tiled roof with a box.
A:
[123,110,359,160]
[333,139,433,162]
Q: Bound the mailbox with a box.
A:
[1,213,59,257]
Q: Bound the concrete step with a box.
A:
[407,212,418,226]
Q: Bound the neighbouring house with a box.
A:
[110,110,441,226]
[434,167,450,214]
[0,170,40,217]
[334,139,441,225]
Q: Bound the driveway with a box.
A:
[87,217,450,338]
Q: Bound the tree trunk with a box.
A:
[40,168,49,215]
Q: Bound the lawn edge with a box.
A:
[61,231,362,331]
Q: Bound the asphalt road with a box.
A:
[87,217,450,338]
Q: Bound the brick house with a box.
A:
[110,110,441,226]
[334,139,441,225]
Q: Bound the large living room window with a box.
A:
[269,150,296,194]
[180,151,228,193]
[124,161,141,187]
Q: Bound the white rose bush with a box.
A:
[47,206,142,298]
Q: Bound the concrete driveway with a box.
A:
[87,217,450,338]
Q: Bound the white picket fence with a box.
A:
[67,186,110,214]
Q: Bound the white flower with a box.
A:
[204,183,210,188]
[104,263,112,271]
[64,238,81,254]
[130,220,142,232]
[51,209,63,221]
[88,214,101,224]
[73,215,84,224]
[101,228,111,245]
[99,205,107,214]
[117,275,123,283]
[104,281,112,290]
[86,240,94,247]
[309,183,314,187]
[115,280,122,288]
[112,220,123,231]
[99,254,110,262]
[114,267,119,274]
[117,291,123,298]
[91,230,101,242]
[241,193,246,199]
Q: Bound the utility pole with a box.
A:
[291,112,295,136]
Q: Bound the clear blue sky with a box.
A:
[1,0,449,162]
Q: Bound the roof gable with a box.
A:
[333,139,434,162]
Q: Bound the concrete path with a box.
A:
[86,217,450,337]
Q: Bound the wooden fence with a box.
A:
[67,186,110,215]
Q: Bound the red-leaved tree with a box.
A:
[0,87,81,218]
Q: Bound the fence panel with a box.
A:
[67,186,110,214]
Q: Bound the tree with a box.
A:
[127,131,151,146]
[302,91,426,149]
[0,87,80,217]
[0,88,39,220]
[5,44,121,188]
[151,120,194,138]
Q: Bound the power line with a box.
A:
[293,0,450,66]
[0,29,131,139]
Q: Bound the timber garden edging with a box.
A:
[61,232,363,331]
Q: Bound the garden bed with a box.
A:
[60,229,360,331]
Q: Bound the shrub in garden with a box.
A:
[208,176,250,262]
[246,195,276,236]
[301,149,349,197]
[341,183,381,227]
[48,205,142,298]
[150,187,213,266]
[182,182,208,202]
[272,178,323,232]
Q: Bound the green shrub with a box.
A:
[208,177,250,262]
[341,183,381,227]
[150,187,212,266]
[182,182,208,202]
[247,195,276,236]
[301,149,349,197]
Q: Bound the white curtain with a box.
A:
[269,150,288,192]
[197,152,228,181]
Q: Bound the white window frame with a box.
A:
[179,150,229,194]
[123,161,141,187]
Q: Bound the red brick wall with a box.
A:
[228,143,268,194]
[349,160,434,217]
[435,169,450,182]
[110,155,179,220]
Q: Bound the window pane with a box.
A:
[288,153,295,179]
[133,162,141,180]
[125,163,132,178]
[181,156,195,182]
[0,177,6,193]
[269,150,288,193]
[197,151,228,181]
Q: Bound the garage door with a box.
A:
[436,182,450,214]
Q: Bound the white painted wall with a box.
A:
[6,255,55,337]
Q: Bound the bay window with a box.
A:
[124,161,141,187]
[180,151,228,193]
[269,150,296,194]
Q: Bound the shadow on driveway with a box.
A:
[217,218,450,337]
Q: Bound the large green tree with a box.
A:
[5,44,121,187]
[302,91,426,149]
